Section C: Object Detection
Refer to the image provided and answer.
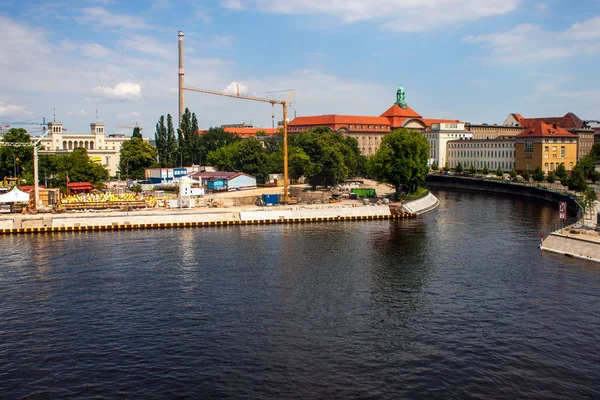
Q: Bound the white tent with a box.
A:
[0,187,30,203]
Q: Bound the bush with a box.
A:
[546,172,557,183]
[431,161,439,171]
[532,165,545,182]
[455,162,464,173]
[468,165,476,174]
[496,166,503,177]
[482,164,490,175]
[522,170,531,181]
[509,168,517,179]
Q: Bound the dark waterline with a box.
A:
[1,190,599,399]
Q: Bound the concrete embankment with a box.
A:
[0,191,440,235]
[426,174,580,214]
[0,204,410,235]
[541,231,600,262]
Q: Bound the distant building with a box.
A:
[514,121,578,173]
[31,121,149,177]
[423,122,473,168]
[505,112,593,161]
[188,171,256,191]
[447,137,516,171]
[0,124,11,135]
[145,166,200,184]
[465,123,524,140]
[197,126,279,139]
[287,87,461,156]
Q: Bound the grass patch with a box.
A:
[402,187,428,202]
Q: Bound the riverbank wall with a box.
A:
[425,174,580,214]
[541,231,600,262]
[0,191,440,235]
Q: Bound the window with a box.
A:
[552,146,557,151]
[545,146,549,152]
[525,140,533,152]
[527,163,531,170]
[561,146,565,158]
[569,162,573,170]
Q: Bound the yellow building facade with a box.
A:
[515,121,578,173]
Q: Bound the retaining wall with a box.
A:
[426,174,579,215]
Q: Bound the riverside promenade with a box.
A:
[0,192,439,235]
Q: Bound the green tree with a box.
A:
[589,142,600,160]
[584,186,598,216]
[0,128,32,181]
[132,126,143,139]
[556,163,568,182]
[206,137,269,183]
[198,127,240,166]
[509,168,518,179]
[154,115,168,167]
[442,162,449,172]
[522,169,531,182]
[367,128,429,199]
[546,172,557,183]
[431,161,439,172]
[482,164,489,175]
[455,162,463,173]
[165,114,178,167]
[567,165,587,192]
[532,165,545,182]
[292,128,362,188]
[119,137,159,180]
[468,164,476,174]
[496,166,503,177]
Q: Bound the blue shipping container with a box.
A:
[263,194,279,206]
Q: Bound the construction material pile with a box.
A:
[59,192,161,210]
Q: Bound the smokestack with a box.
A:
[178,30,185,128]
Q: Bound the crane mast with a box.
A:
[183,85,294,203]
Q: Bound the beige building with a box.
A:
[423,122,472,168]
[447,137,516,171]
[31,121,146,177]
[465,123,524,139]
[514,121,578,173]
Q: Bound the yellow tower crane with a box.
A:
[183,85,294,203]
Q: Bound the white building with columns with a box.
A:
[31,121,147,177]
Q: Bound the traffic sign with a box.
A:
[559,202,567,220]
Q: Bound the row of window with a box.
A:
[450,150,514,158]
[525,162,573,171]
[449,142,513,149]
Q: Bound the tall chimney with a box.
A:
[178,30,185,128]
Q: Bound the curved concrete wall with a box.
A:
[425,175,580,217]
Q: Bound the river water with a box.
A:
[1,190,599,399]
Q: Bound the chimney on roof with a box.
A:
[553,123,558,129]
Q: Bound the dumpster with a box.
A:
[263,194,279,206]
[351,188,376,197]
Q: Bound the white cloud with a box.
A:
[75,7,149,30]
[464,17,600,63]
[0,101,31,117]
[564,16,600,40]
[534,2,548,12]
[222,0,245,11]
[81,43,111,58]
[200,35,234,48]
[119,35,172,59]
[224,81,248,94]
[66,110,88,116]
[222,0,520,31]
[93,82,142,100]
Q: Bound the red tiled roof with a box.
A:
[288,115,391,126]
[18,185,45,193]
[515,120,577,138]
[518,112,584,130]
[198,127,279,139]
[380,104,422,119]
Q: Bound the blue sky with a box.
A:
[0,0,599,137]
